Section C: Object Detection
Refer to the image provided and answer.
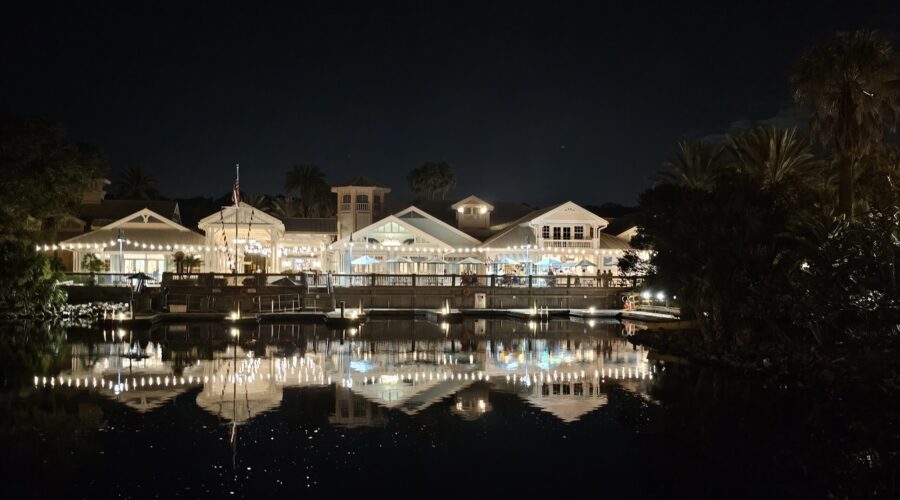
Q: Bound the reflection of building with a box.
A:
[195,346,284,424]
[329,386,388,427]
[40,320,655,425]
[452,382,491,420]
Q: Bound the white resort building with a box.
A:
[44,177,641,281]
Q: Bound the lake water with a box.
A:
[1,318,896,498]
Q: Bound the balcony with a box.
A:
[356,203,370,211]
[542,239,594,249]
[340,203,351,212]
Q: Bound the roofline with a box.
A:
[394,205,482,245]
[450,195,495,211]
[101,208,191,232]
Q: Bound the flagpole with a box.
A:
[234,163,240,278]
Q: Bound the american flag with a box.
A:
[232,164,240,206]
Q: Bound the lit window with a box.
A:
[574,226,584,240]
[562,227,571,240]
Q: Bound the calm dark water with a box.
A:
[0,318,897,499]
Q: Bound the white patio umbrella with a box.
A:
[351,255,378,265]
[571,258,597,268]
[351,255,378,273]
[424,255,449,275]
[534,257,563,267]
[497,257,520,265]
[384,256,413,274]
[457,257,484,265]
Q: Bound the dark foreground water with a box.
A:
[0,318,897,499]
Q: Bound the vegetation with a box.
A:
[0,112,108,317]
[114,165,159,200]
[624,31,900,391]
[792,29,900,218]
[284,163,331,216]
[407,161,457,200]
[80,253,104,273]
[0,111,108,235]
[0,239,67,318]
[184,255,202,273]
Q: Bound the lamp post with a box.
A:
[524,244,531,277]
[117,229,125,285]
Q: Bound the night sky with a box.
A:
[3,1,899,206]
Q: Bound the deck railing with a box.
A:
[156,272,639,290]
[58,272,160,287]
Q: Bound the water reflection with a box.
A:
[33,318,651,425]
[4,319,897,498]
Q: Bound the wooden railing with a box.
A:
[58,272,160,287]
[159,272,639,290]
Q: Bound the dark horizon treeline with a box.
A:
[622,29,899,377]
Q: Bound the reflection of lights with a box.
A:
[349,328,358,336]
[478,399,486,411]
[116,329,126,339]
[588,320,596,328]
[230,328,239,337]
[229,311,239,321]
[656,291,665,301]
[641,290,651,300]
[588,306,595,314]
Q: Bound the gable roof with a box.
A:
[333,206,481,248]
[60,208,205,247]
[394,206,482,247]
[392,198,535,232]
[527,201,610,227]
[451,195,494,211]
[604,213,641,237]
[77,200,180,226]
[481,202,612,248]
[481,203,561,247]
[197,205,285,230]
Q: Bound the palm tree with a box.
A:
[115,165,159,200]
[792,29,900,218]
[407,161,457,200]
[284,164,328,216]
[184,255,203,273]
[172,251,186,276]
[728,126,821,187]
[267,196,302,219]
[242,193,269,211]
[81,253,104,272]
[655,140,726,190]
